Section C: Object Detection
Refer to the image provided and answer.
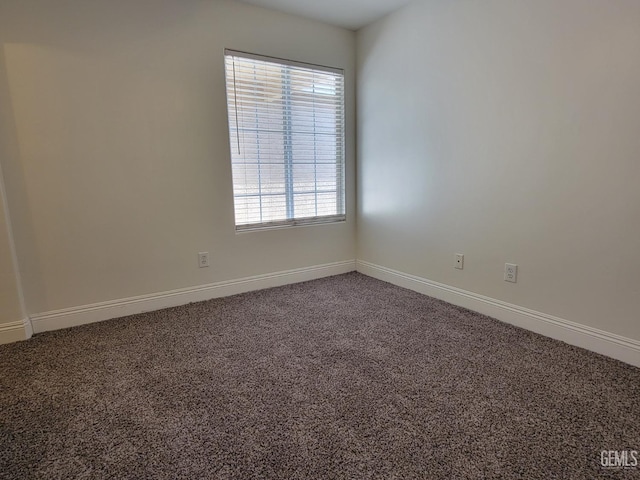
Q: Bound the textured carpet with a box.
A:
[1,273,639,479]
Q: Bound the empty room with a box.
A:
[1,0,639,478]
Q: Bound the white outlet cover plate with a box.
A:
[504,263,517,283]
[455,254,464,270]
[198,252,210,268]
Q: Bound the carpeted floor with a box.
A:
[1,272,639,479]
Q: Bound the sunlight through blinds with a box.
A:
[224,50,345,230]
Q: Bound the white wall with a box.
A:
[357,0,640,341]
[0,0,356,316]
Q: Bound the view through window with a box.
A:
[224,50,345,230]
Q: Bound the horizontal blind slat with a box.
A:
[225,52,345,229]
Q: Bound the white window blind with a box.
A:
[224,50,346,230]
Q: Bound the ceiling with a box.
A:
[235,0,414,30]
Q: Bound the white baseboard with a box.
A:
[30,260,356,334]
[0,318,33,345]
[357,260,640,368]
[18,258,640,368]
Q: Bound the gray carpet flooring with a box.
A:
[1,272,639,479]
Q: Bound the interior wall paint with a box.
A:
[357,0,640,341]
[0,0,356,315]
[0,177,24,325]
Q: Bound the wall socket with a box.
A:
[198,252,210,268]
[455,253,464,270]
[504,263,517,283]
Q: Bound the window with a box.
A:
[224,50,345,230]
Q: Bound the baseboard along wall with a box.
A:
[28,260,357,334]
[356,260,640,368]
[0,318,33,345]
[4,258,638,368]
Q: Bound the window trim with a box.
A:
[236,214,346,233]
[224,49,346,231]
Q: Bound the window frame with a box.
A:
[223,49,346,232]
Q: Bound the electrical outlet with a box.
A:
[198,252,210,268]
[455,253,464,270]
[504,263,517,283]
